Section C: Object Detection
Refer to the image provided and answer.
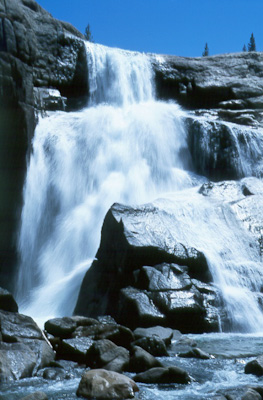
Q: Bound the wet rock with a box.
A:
[75,202,216,333]
[0,287,18,312]
[134,366,192,384]
[136,264,192,292]
[241,388,262,400]
[133,325,174,346]
[20,392,48,400]
[131,335,168,357]
[178,347,211,359]
[129,345,163,373]
[21,339,55,374]
[44,317,77,338]
[76,369,139,399]
[0,342,37,381]
[41,367,69,380]
[72,323,134,349]
[245,355,263,376]
[118,287,166,329]
[57,337,94,364]
[0,310,43,341]
[86,339,130,373]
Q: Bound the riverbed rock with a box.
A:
[45,317,78,338]
[178,346,211,359]
[245,356,263,376]
[241,388,262,400]
[0,342,37,381]
[76,369,139,399]
[133,326,174,345]
[72,322,134,349]
[134,366,192,384]
[129,345,163,373]
[57,337,94,364]
[131,335,168,357]
[86,339,130,373]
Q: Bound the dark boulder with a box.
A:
[131,335,168,357]
[0,310,43,341]
[133,325,174,346]
[44,317,77,338]
[57,337,94,364]
[129,345,163,373]
[178,346,211,359]
[134,366,192,384]
[74,202,220,333]
[86,339,130,373]
[241,388,262,400]
[76,369,139,399]
[245,356,263,376]
[72,323,134,350]
[0,287,18,312]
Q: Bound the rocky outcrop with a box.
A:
[74,201,222,333]
[153,52,263,117]
[0,0,88,290]
[75,177,263,333]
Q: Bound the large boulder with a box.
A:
[76,369,139,399]
[74,201,221,333]
[134,366,192,384]
[86,339,130,373]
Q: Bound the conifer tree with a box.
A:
[242,44,247,52]
[84,24,94,42]
[248,33,256,52]
[202,43,209,57]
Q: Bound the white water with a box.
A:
[16,42,263,331]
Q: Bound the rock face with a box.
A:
[0,0,88,289]
[153,52,263,117]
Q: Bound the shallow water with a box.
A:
[1,333,262,400]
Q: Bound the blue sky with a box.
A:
[37,0,262,57]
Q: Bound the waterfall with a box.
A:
[16,42,263,331]
[16,43,196,325]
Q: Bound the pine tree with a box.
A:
[242,44,247,52]
[248,33,256,52]
[84,24,94,42]
[202,43,209,57]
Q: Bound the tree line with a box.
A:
[203,33,257,57]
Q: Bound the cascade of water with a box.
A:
[16,42,263,331]
[16,43,195,324]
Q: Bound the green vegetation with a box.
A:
[84,24,94,42]
[202,43,209,57]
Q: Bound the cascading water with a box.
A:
[16,42,263,331]
[16,43,195,324]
